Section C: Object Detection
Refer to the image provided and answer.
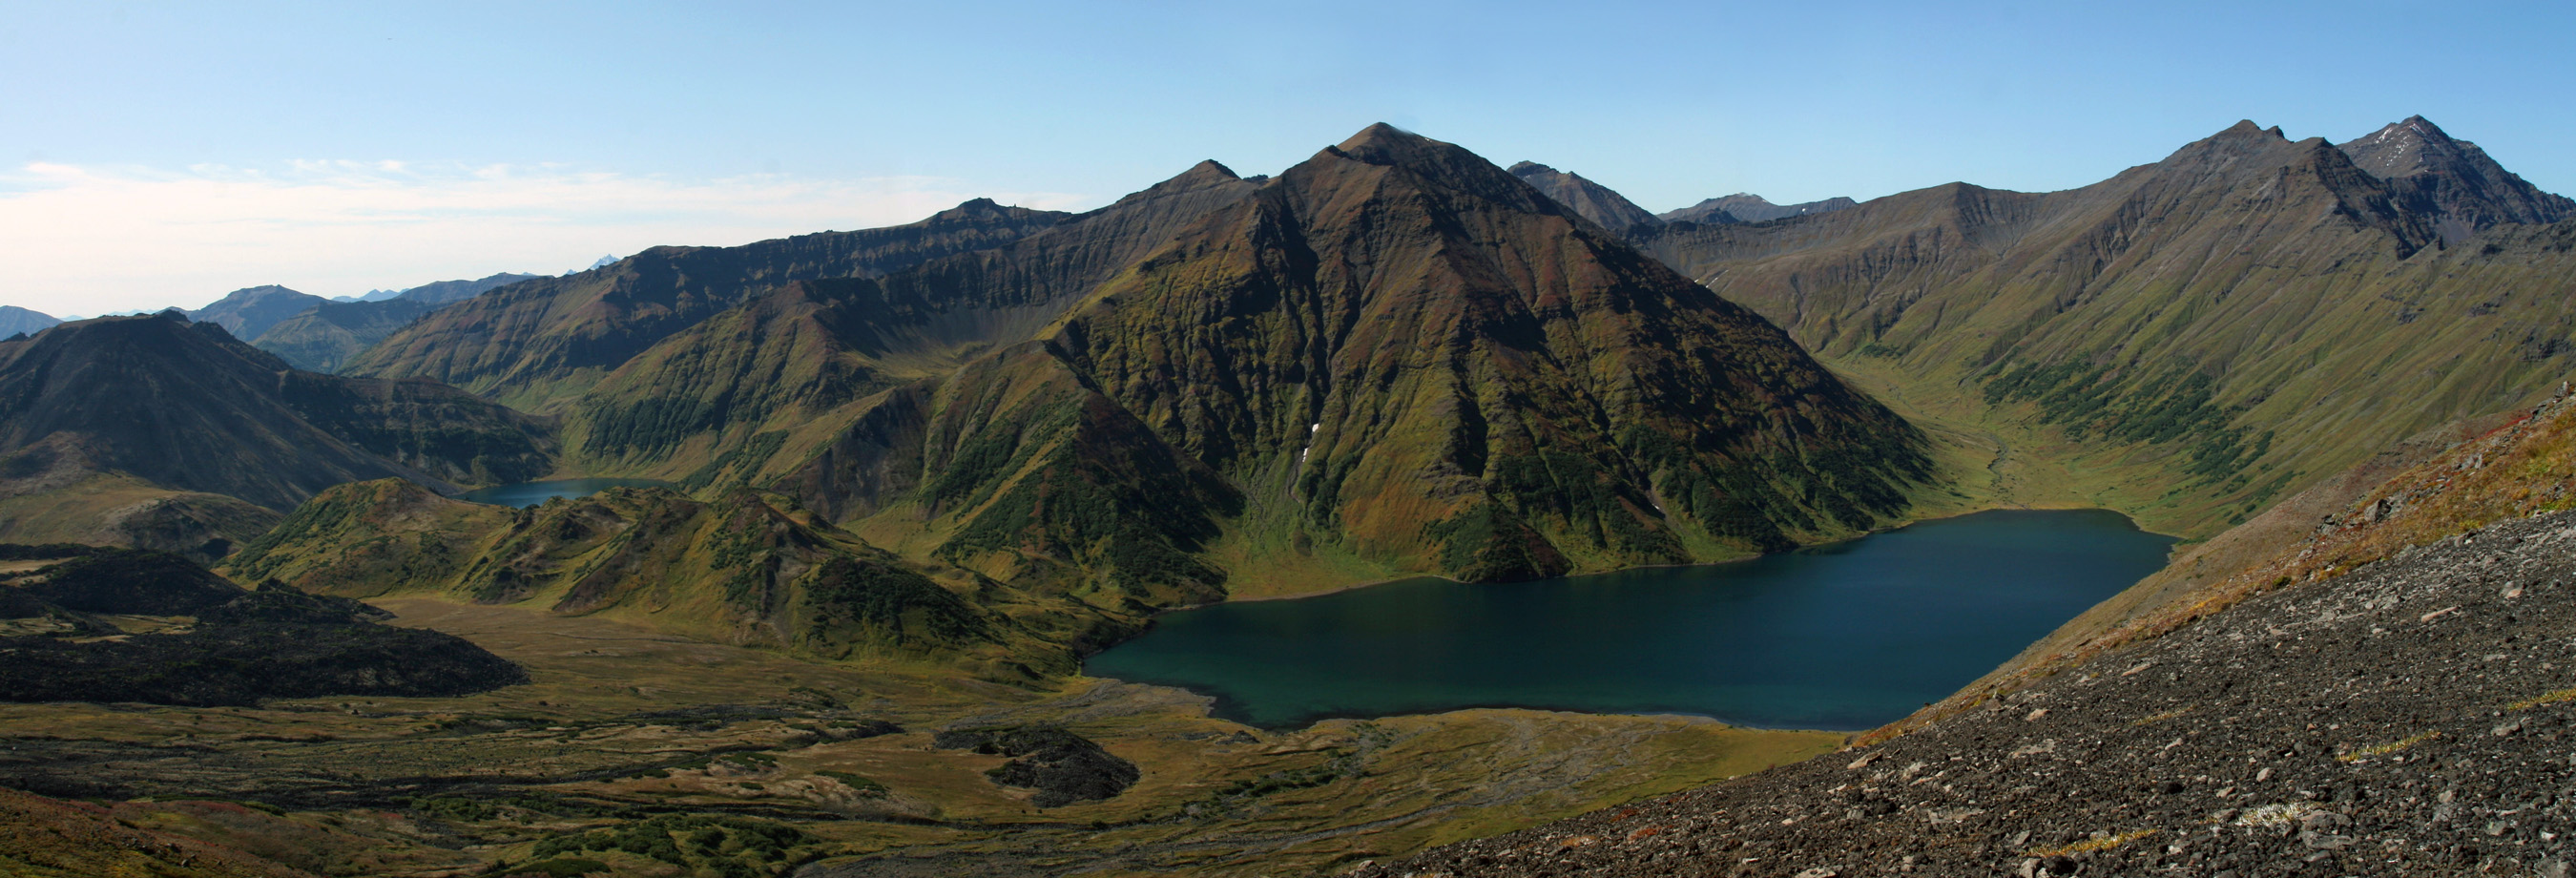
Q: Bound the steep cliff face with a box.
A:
[342,199,1075,411]
[1638,118,2576,533]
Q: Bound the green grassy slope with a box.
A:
[341,199,1075,413]
[222,478,1082,676]
[0,315,553,525]
[1641,118,2576,535]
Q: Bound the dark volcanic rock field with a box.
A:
[1362,508,2576,877]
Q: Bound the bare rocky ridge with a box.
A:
[1659,193,1858,225]
[2338,115,2575,245]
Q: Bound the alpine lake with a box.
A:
[1089,509,2175,731]
[454,477,677,508]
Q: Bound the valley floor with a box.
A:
[0,596,1839,877]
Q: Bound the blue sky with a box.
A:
[6,0,2572,314]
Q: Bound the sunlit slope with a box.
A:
[221,478,1078,676]
[516,125,1938,606]
[0,314,554,554]
[341,199,1074,412]
[1641,118,2576,534]
[557,161,1262,483]
[1041,124,1932,584]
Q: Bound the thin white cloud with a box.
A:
[0,160,1094,315]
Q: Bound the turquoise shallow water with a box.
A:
[1085,509,2175,730]
[452,478,675,508]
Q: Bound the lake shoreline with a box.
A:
[1089,508,2177,730]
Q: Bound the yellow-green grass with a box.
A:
[3,593,1839,877]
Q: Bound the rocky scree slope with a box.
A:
[1365,504,2576,878]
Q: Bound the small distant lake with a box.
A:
[1086,509,2174,730]
[453,478,675,508]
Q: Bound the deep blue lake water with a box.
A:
[453,478,676,508]
[1086,509,2174,730]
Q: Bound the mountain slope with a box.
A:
[220,479,1073,674]
[187,285,331,343]
[251,298,433,371]
[1506,161,1662,230]
[513,126,1932,607]
[251,273,547,370]
[0,314,554,551]
[1637,117,2576,534]
[1030,124,1931,584]
[341,199,1074,411]
[0,306,58,338]
[559,160,1263,485]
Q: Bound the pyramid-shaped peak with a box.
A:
[1180,158,1240,181]
[2340,115,2486,179]
[2397,115,2453,138]
[1329,123,1468,166]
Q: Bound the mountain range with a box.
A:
[0,312,552,556]
[249,272,546,371]
[1609,116,2576,534]
[6,115,2576,877]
